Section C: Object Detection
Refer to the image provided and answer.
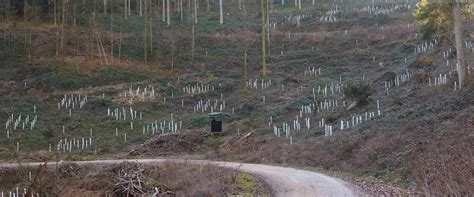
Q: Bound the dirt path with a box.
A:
[0,159,366,197]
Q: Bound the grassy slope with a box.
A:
[0,0,473,195]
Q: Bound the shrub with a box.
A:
[344,82,375,105]
[185,114,209,128]
[417,55,433,65]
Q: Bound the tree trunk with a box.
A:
[194,0,198,24]
[73,1,77,27]
[128,0,131,16]
[171,40,175,71]
[119,18,123,60]
[243,0,248,80]
[60,0,66,50]
[24,0,28,21]
[166,0,170,25]
[244,49,248,80]
[219,0,223,24]
[191,0,196,64]
[54,0,58,26]
[162,0,165,22]
[104,0,107,14]
[144,0,148,65]
[124,0,127,19]
[180,0,183,20]
[111,0,114,63]
[139,0,143,16]
[261,0,267,76]
[149,4,153,55]
[453,2,466,88]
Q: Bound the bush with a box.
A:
[344,82,375,105]
[185,114,208,128]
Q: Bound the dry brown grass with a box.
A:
[0,161,270,196]
[209,85,474,195]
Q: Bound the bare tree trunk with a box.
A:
[150,2,153,55]
[194,0,198,23]
[162,0,165,21]
[139,0,143,16]
[166,0,170,25]
[60,0,66,50]
[119,18,123,60]
[261,0,267,76]
[96,35,103,64]
[267,0,270,54]
[219,0,223,24]
[180,0,183,21]
[111,0,114,63]
[54,0,58,26]
[243,0,248,80]
[96,31,109,65]
[73,1,77,27]
[191,0,196,64]
[453,2,466,88]
[104,0,107,14]
[171,40,175,71]
[244,49,248,80]
[124,0,128,19]
[128,0,131,16]
[24,0,28,21]
[2,29,6,49]
[144,0,148,65]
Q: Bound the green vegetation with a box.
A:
[0,0,473,195]
[236,172,257,195]
[344,82,375,106]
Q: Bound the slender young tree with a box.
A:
[104,0,107,14]
[149,1,153,55]
[139,0,143,16]
[191,0,196,64]
[54,0,58,26]
[194,0,198,23]
[166,0,170,25]
[23,0,28,21]
[111,0,114,63]
[144,0,148,65]
[124,0,127,19]
[119,1,124,61]
[179,0,183,20]
[243,0,248,80]
[162,0,165,22]
[261,0,267,76]
[128,0,131,16]
[60,0,66,50]
[453,1,465,88]
[219,0,223,24]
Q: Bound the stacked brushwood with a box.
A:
[110,163,146,196]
